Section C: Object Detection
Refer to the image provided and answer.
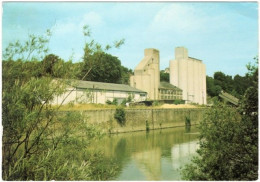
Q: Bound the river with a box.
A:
[89,126,200,180]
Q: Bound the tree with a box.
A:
[206,76,222,97]
[42,54,60,76]
[81,52,122,83]
[2,25,124,180]
[181,60,258,180]
[120,66,133,84]
[160,71,169,82]
[214,71,233,93]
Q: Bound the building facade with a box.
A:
[169,47,207,105]
[130,48,160,100]
[130,48,183,101]
[158,82,182,100]
[52,80,147,105]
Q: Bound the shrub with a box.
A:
[173,99,183,105]
[114,107,126,126]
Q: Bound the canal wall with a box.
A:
[77,108,207,133]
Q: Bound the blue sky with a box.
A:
[2,2,258,77]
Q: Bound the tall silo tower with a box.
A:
[169,47,206,105]
[130,48,160,100]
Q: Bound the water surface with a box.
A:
[91,126,199,180]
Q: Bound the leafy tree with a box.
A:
[214,71,233,93]
[206,76,222,97]
[160,71,169,82]
[42,54,60,76]
[79,25,125,83]
[81,52,122,83]
[121,66,133,84]
[2,25,124,180]
[181,60,258,180]
[3,30,51,61]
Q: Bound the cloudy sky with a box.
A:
[2,2,258,77]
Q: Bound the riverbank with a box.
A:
[59,106,207,134]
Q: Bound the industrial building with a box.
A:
[130,48,183,101]
[170,47,207,105]
[52,80,147,105]
[53,47,206,105]
[131,47,206,104]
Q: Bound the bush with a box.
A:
[152,100,161,106]
[114,107,126,126]
[106,98,118,105]
[181,102,257,180]
[106,100,112,105]
[173,99,183,105]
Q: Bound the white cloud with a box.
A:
[150,4,208,33]
[52,11,103,36]
[79,12,104,29]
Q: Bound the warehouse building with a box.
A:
[52,80,147,105]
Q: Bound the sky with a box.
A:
[2,2,258,77]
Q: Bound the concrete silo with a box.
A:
[169,47,206,105]
[130,48,160,100]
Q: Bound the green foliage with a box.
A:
[106,98,118,105]
[3,29,51,61]
[2,26,123,180]
[114,107,126,126]
[207,66,256,99]
[160,71,169,82]
[206,76,222,97]
[120,66,133,84]
[181,60,258,180]
[81,52,123,83]
[80,25,125,82]
[173,99,183,105]
[120,95,133,106]
[152,100,161,106]
[106,100,113,105]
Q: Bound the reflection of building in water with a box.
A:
[132,148,161,180]
[171,140,199,169]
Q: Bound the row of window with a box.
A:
[160,95,182,100]
[159,89,182,95]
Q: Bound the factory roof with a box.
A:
[69,80,147,93]
[159,82,182,91]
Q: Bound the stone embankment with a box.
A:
[76,107,207,134]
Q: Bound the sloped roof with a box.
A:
[159,82,182,91]
[70,80,146,93]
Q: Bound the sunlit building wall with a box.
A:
[130,48,160,100]
[170,47,206,105]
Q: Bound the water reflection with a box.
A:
[89,126,199,180]
[171,140,199,170]
[132,148,162,180]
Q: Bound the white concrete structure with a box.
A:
[170,47,206,105]
[130,48,183,101]
[130,48,160,100]
[52,80,147,105]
